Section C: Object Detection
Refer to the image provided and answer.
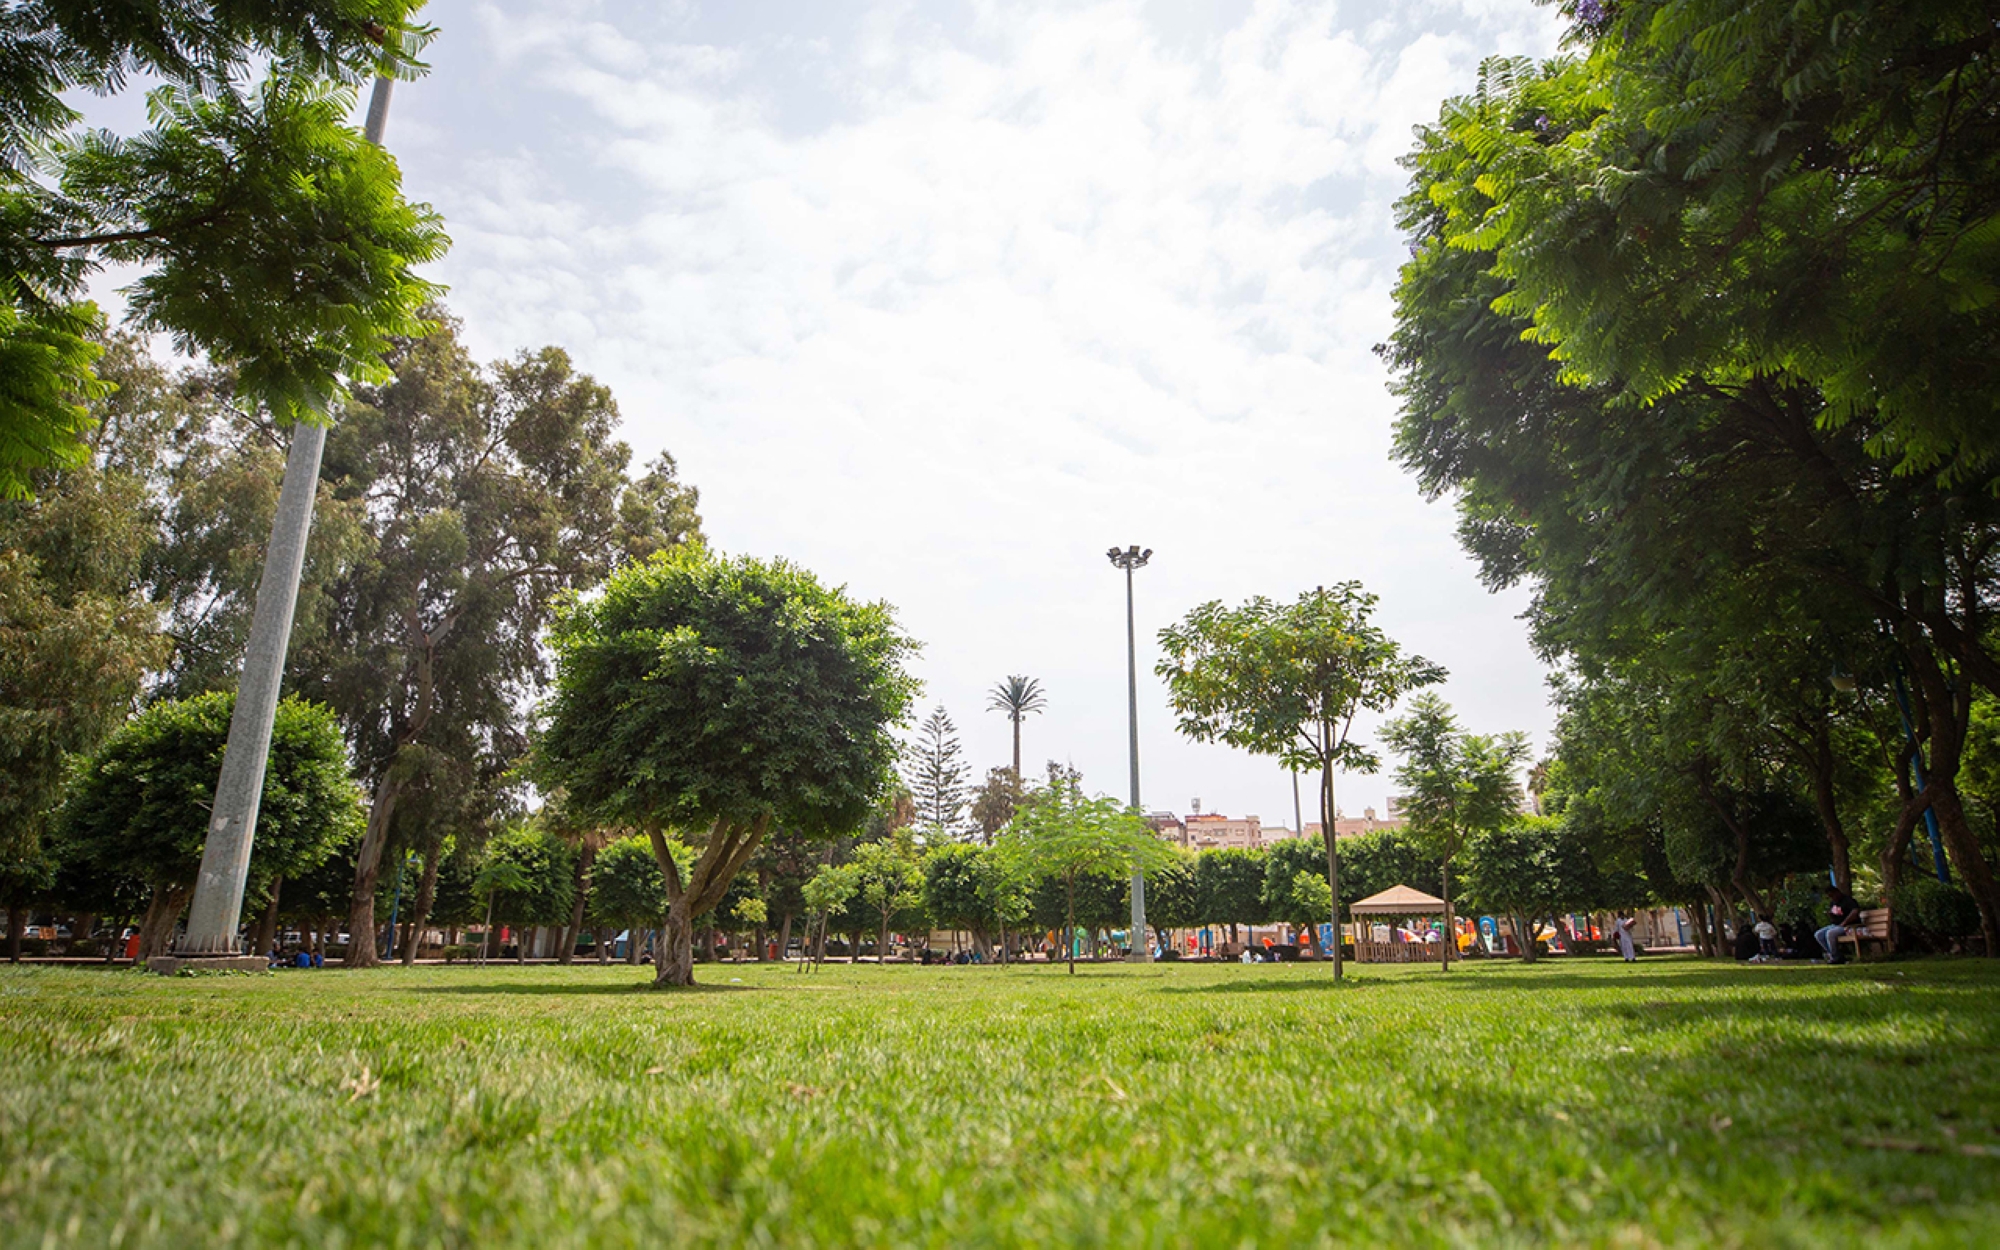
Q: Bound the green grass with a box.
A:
[2,958,1997,1248]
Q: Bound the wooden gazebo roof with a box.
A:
[1349,885,1446,915]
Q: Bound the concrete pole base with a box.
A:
[146,955,270,976]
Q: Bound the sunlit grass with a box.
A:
[2,958,1996,1246]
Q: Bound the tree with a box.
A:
[1385,36,2000,951]
[905,706,969,840]
[1195,848,1268,944]
[986,675,1047,781]
[1158,584,1445,978]
[854,834,923,963]
[0,453,164,957]
[478,820,575,962]
[1142,851,1200,954]
[537,545,917,986]
[994,773,1176,973]
[302,319,692,967]
[1381,694,1531,972]
[801,862,861,971]
[968,766,1023,845]
[1458,816,1602,963]
[923,843,994,954]
[57,692,361,958]
[588,835,671,965]
[1,4,447,496]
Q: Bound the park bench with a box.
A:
[1838,908,1892,961]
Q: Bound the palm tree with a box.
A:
[986,675,1048,781]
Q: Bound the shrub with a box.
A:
[1892,876,1981,939]
[441,944,480,964]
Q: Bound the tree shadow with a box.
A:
[405,978,758,996]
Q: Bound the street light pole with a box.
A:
[171,65,401,967]
[1107,544,1152,962]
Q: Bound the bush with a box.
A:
[1892,876,1981,939]
[68,938,100,958]
[15,938,47,957]
[441,944,480,964]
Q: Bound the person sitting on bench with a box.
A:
[1815,885,1862,964]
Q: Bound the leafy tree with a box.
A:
[1278,873,1335,943]
[968,766,1023,846]
[479,820,575,962]
[1458,816,1601,963]
[1385,34,2000,951]
[1143,851,1200,953]
[1,3,447,495]
[1382,694,1531,971]
[1194,848,1267,943]
[800,862,861,971]
[986,675,1047,781]
[854,834,923,963]
[905,705,969,841]
[296,318,691,966]
[57,692,361,958]
[975,840,1035,964]
[995,773,1176,973]
[923,843,992,946]
[537,545,917,986]
[1338,829,1444,908]
[1158,583,1444,978]
[588,834,671,964]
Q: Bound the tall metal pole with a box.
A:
[175,68,399,960]
[1108,545,1152,962]
[1292,769,1302,835]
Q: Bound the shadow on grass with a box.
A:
[405,978,759,997]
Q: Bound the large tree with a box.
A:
[301,317,696,966]
[0,1,446,497]
[537,545,916,986]
[1157,583,1444,979]
[1381,694,1531,972]
[994,772,1176,974]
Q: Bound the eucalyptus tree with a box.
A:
[297,317,699,966]
[986,675,1047,781]
[1157,583,1443,978]
[0,1,446,497]
[1381,695,1531,972]
[905,706,969,840]
[537,546,917,987]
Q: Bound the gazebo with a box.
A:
[1350,885,1447,963]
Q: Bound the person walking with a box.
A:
[1611,916,1637,962]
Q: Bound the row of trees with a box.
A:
[2,313,703,961]
[1384,0,2000,952]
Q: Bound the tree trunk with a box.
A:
[253,878,283,956]
[1808,722,1854,892]
[559,845,595,966]
[399,850,442,966]
[1440,859,1454,972]
[1065,869,1077,975]
[517,925,530,964]
[343,770,403,967]
[878,910,890,965]
[777,912,793,964]
[137,886,191,961]
[1516,913,1536,962]
[658,893,696,987]
[1321,757,1342,981]
[1931,783,2000,955]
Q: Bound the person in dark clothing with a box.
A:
[1815,885,1862,963]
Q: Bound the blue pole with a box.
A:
[1890,669,1952,883]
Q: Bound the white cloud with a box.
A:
[392,0,1567,821]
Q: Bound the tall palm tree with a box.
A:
[986,675,1048,781]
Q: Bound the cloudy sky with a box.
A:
[121,0,1574,826]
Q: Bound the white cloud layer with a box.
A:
[386,0,1566,822]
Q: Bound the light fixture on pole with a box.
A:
[1107,543,1152,962]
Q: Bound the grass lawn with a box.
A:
[2,957,1997,1248]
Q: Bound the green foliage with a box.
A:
[1383,694,1530,868]
[479,822,575,930]
[1459,816,1602,926]
[922,843,992,931]
[540,544,918,841]
[904,705,967,840]
[1142,852,1200,932]
[994,777,1178,892]
[1,2,443,493]
[587,836,671,930]
[1195,848,1268,928]
[57,691,360,897]
[1157,583,1443,776]
[1338,829,1444,910]
[1279,872,1334,931]
[853,836,924,941]
[1893,876,1983,941]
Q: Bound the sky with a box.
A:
[113,0,1575,827]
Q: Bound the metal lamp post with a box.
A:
[1107,544,1152,962]
[166,66,401,971]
